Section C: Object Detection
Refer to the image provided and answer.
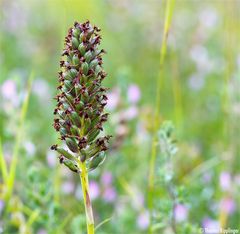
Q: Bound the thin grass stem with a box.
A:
[148,0,175,231]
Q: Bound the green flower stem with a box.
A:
[78,160,94,234]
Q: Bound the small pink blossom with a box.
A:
[127,84,141,104]
[174,204,188,223]
[202,172,212,183]
[1,79,17,100]
[62,181,75,194]
[106,88,120,110]
[202,218,220,229]
[23,141,36,156]
[37,229,47,234]
[123,106,138,120]
[101,171,113,187]
[219,172,231,191]
[103,187,117,203]
[220,198,236,215]
[89,181,100,200]
[137,210,150,230]
[0,200,4,215]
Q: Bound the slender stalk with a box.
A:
[148,0,175,230]
[78,160,94,234]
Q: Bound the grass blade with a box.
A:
[5,71,34,202]
[148,0,175,231]
[0,137,8,183]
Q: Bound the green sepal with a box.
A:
[84,51,92,63]
[69,68,78,78]
[71,125,80,136]
[79,32,86,43]
[64,80,72,90]
[62,103,70,110]
[63,72,72,80]
[82,62,89,75]
[72,55,80,66]
[60,127,67,136]
[65,93,74,106]
[66,138,79,153]
[87,128,100,142]
[81,145,100,160]
[86,28,94,40]
[84,118,91,134]
[72,37,79,49]
[56,148,76,161]
[95,65,101,75]
[88,152,106,171]
[61,157,79,173]
[78,43,86,55]
[70,111,81,128]
[89,59,98,69]
[76,101,84,112]
[73,28,80,37]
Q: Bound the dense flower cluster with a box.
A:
[51,21,111,173]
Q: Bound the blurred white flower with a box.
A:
[199,8,218,29]
[174,204,188,223]
[237,54,240,69]
[188,74,205,91]
[2,1,28,33]
[62,180,75,194]
[32,78,51,101]
[133,191,144,210]
[46,150,57,168]
[127,84,141,104]
[234,174,240,186]
[190,45,213,73]
[122,106,138,120]
[23,141,36,156]
[1,80,17,101]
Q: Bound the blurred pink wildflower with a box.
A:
[220,197,236,215]
[103,187,117,203]
[106,88,120,111]
[174,204,188,223]
[89,181,100,200]
[137,210,150,230]
[1,79,17,100]
[101,171,113,187]
[127,84,141,104]
[219,172,231,191]
[62,181,75,194]
[202,218,220,230]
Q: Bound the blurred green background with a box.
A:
[0,0,239,233]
